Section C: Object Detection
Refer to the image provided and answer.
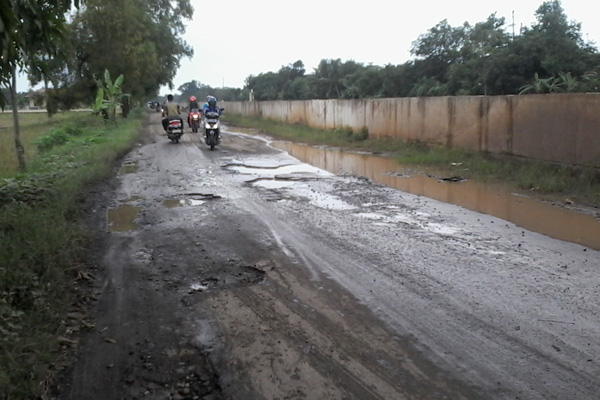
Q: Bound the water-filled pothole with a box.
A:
[162,193,221,208]
[120,163,139,174]
[107,204,140,232]
[272,141,600,250]
[226,162,331,178]
[163,198,206,208]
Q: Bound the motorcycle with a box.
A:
[189,108,201,133]
[166,118,184,143]
[203,109,223,150]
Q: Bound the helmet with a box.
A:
[207,95,217,108]
[190,96,196,102]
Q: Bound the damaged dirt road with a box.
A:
[54,112,600,400]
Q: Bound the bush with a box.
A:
[35,124,84,152]
[353,127,369,141]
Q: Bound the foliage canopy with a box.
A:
[239,1,600,100]
[41,0,193,108]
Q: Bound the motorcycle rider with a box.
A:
[161,94,183,132]
[187,95,200,127]
[202,95,223,144]
[203,95,222,115]
[189,95,200,110]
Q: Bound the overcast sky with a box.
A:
[15,0,600,94]
[163,0,600,93]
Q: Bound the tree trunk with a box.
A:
[44,78,56,117]
[121,95,130,118]
[9,70,27,172]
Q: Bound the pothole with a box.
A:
[122,196,144,203]
[162,193,221,208]
[225,162,331,178]
[120,162,139,174]
[250,179,296,190]
[186,266,265,294]
[163,199,206,208]
[107,204,141,231]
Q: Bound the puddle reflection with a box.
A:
[272,141,600,250]
[163,198,206,208]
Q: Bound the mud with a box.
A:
[51,113,600,400]
[272,141,600,250]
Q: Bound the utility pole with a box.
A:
[511,10,515,40]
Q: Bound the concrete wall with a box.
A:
[224,94,600,168]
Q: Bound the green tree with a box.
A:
[312,59,364,99]
[487,0,599,94]
[525,0,591,77]
[341,65,383,98]
[237,1,600,99]
[287,76,314,100]
[210,86,244,102]
[0,0,81,171]
[378,63,420,98]
[246,71,280,101]
[410,77,448,96]
[484,36,540,94]
[446,14,510,95]
[410,19,467,83]
[58,0,193,106]
[245,61,308,100]
[277,60,306,100]
[178,80,206,103]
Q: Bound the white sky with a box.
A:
[165,0,600,92]
[15,0,600,95]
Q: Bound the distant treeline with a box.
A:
[181,0,600,102]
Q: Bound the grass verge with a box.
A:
[0,112,78,176]
[224,114,600,208]
[0,110,146,399]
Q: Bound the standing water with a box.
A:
[272,141,600,250]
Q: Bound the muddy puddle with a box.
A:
[107,204,140,232]
[119,163,139,174]
[272,141,600,250]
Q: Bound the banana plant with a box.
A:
[92,69,128,123]
[91,87,105,115]
[519,73,560,94]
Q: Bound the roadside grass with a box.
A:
[224,114,600,207]
[0,110,145,399]
[0,112,76,176]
